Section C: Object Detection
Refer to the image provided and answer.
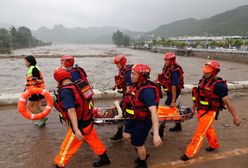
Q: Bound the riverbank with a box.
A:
[133,47,248,64]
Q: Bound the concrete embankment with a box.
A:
[134,47,248,64]
[1,81,248,106]
[191,50,248,64]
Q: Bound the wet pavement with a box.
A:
[0,44,248,94]
[0,91,247,168]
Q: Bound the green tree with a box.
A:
[225,38,234,48]
[233,39,243,50]
[18,26,32,37]
[1,26,51,53]
[17,26,33,48]
[112,30,123,47]
[9,26,19,49]
[175,41,186,48]
[216,41,225,47]
[209,41,217,48]
[112,30,130,47]
[0,28,11,54]
[192,41,201,48]
[122,34,130,47]
[152,39,157,46]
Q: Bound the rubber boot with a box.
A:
[93,152,111,167]
[180,154,190,161]
[110,126,123,140]
[38,117,48,128]
[205,146,216,152]
[52,164,65,168]
[134,153,150,164]
[135,159,147,168]
[169,123,182,132]
[33,120,39,126]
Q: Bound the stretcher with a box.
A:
[93,100,193,124]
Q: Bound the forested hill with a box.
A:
[149,5,248,37]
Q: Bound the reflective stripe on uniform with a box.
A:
[59,113,63,117]
[26,65,41,76]
[126,109,134,115]
[59,132,75,167]
[26,66,34,76]
[200,101,208,105]
[89,100,93,110]
[163,88,168,92]
[117,88,123,92]
[192,112,216,155]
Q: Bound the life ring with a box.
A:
[18,88,53,120]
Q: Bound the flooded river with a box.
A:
[1,44,248,93]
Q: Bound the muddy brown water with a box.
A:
[0,44,248,94]
[0,91,247,168]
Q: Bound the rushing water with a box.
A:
[1,44,248,93]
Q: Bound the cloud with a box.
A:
[0,0,247,31]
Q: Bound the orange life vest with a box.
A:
[26,66,45,90]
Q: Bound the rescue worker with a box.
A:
[53,67,111,168]
[156,52,184,135]
[181,60,241,161]
[122,64,162,168]
[60,55,88,83]
[24,55,47,127]
[60,55,94,101]
[111,53,132,140]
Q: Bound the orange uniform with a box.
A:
[184,76,227,158]
[53,67,110,167]
[185,109,219,158]
[182,60,241,160]
[55,123,106,167]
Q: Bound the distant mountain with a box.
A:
[149,5,248,37]
[33,24,128,44]
[29,5,248,43]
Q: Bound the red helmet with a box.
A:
[164,52,176,65]
[132,64,151,82]
[54,67,72,84]
[61,55,74,67]
[202,60,220,76]
[114,54,127,67]
[60,55,66,61]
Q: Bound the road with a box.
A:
[0,91,247,168]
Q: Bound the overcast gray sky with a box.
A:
[1,0,248,31]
